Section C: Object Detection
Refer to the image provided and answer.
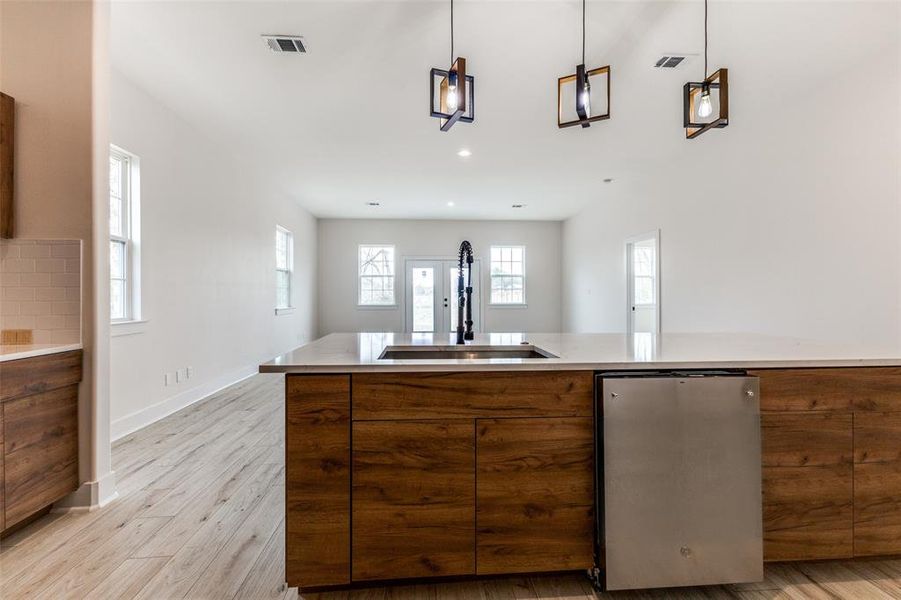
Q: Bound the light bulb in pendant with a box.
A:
[446,87,458,111]
[698,88,713,118]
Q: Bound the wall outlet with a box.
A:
[165,372,174,386]
[186,366,194,379]
[176,368,187,383]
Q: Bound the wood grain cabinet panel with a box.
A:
[751,368,901,412]
[476,417,594,575]
[0,350,83,403]
[854,412,901,556]
[352,371,594,420]
[3,385,79,528]
[285,375,351,588]
[352,420,475,581]
[761,412,853,561]
[0,406,4,531]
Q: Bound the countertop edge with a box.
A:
[259,357,901,374]
[0,344,83,363]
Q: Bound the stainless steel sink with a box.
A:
[378,345,557,360]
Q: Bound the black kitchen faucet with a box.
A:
[456,240,474,344]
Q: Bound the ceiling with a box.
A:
[110,1,896,220]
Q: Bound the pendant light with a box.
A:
[683,0,729,139]
[557,0,610,129]
[429,0,474,132]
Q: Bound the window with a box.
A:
[109,146,140,322]
[490,245,525,305]
[276,226,294,310]
[632,241,656,306]
[359,245,395,305]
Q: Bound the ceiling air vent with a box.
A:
[263,35,306,53]
[654,55,686,68]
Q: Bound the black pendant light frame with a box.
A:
[683,0,729,139]
[429,0,474,131]
[557,0,611,129]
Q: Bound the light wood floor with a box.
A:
[2,374,901,599]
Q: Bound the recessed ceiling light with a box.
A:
[457,149,472,157]
[447,201,455,207]
[512,204,526,209]
[603,178,614,183]
[366,201,380,207]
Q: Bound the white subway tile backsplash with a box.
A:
[35,287,67,302]
[50,272,80,287]
[34,258,66,273]
[19,245,51,258]
[1,239,82,344]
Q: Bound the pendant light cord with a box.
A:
[703,0,708,78]
[450,0,454,65]
[582,0,586,65]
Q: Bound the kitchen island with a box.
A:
[261,332,901,591]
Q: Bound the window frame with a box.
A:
[109,145,142,325]
[489,245,527,306]
[357,244,397,308]
[275,225,294,312]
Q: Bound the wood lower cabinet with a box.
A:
[476,417,594,575]
[285,375,350,588]
[0,350,82,534]
[853,412,901,556]
[352,420,475,581]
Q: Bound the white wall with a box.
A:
[109,70,317,438]
[318,219,562,335]
[563,2,901,349]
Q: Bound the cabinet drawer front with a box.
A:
[352,420,475,581]
[285,375,350,588]
[352,371,594,420]
[476,417,594,575]
[4,385,78,528]
[853,412,901,556]
[751,368,901,412]
[761,412,852,468]
[0,350,82,403]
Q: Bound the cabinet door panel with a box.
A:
[4,385,78,528]
[476,417,594,575]
[750,368,901,412]
[854,412,901,556]
[285,375,350,588]
[352,420,475,581]
[760,412,852,561]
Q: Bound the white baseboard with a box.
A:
[55,470,119,511]
[111,364,258,442]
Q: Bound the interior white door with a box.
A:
[626,233,660,335]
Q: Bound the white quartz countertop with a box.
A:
[0,343,83,363]
[260,332,901,373]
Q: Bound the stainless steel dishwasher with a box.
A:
[596,371,763,591]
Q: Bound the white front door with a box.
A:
[405,259,481,334]
[626,232,660,335]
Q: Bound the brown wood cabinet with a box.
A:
[0,350,82,534]
[476,417,594,575]
[284,375,350,588]
[752,367,901,562]
[352,420,476,581]
[285,371,595,589]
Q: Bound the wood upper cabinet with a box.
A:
[854,412,901,556]
[284,375,350,588]
[476,417,594,575]
[352,420,475,581]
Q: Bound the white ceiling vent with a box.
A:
[654,55,686,68]
[263,35,306,53]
